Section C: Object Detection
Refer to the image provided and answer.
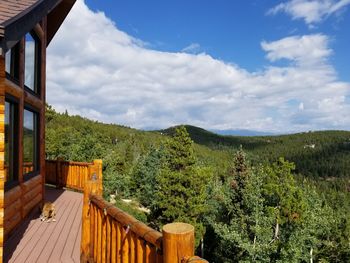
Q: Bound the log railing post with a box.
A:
[162,223,195,263]
[81,161,103,262]
[91,159,103,193]
[93,159,103,179]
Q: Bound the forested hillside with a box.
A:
[45,106,230,197]
[45,106,350,262]
[163,125,350,179]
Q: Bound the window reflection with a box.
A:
[5,101,18,182]
[5,50,11,74]
[25,33,35,90]
[5,43,20,81]
[24,32,40,93]
[23,109,38,175]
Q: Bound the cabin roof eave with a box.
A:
[0,0,75,54]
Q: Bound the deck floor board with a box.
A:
[4,186,83,263]
[61,198,83,263]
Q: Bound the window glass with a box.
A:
[25,33,35,90]
[25,32,40,93]
[5,50,11,74]
[5,43,20,80]
[5,100,18,182]
[23,109,39,175]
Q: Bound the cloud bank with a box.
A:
[47,0,350,133]
[268,0,350,26]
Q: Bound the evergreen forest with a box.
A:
[45,105,350,262]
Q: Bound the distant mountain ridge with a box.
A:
[155,126,275,136]
[210,129,275,136]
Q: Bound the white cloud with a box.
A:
[47,0,350,133]
[261,34,332,66]
[181,43,201,54]
[268,0,350,26]
[299,102,304,110]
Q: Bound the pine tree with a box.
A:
[208,150,275,262]
[132,147,164,207]
[165,125,195,171]
[151,126,211,243]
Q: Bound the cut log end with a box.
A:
[163,223,194,235]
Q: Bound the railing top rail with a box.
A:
[45,159,93,166]
[62,161,93,166]
[90,195,163,250]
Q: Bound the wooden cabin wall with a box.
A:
[0,53,6,263]
[1,17,47,240]
[4,176,43,236]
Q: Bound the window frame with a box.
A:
[23,105,40,181]
[24,30,41,96]
[4,96,20,191]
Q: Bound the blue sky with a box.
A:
[46,0,350,133]
[85,0,350,80]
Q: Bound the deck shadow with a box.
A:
[4,185,69,262]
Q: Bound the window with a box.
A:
[24,32,41,94]
[23,109,39,176]
[5,43,20,81]
[5,99,18,185]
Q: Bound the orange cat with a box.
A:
[40,202,56,222]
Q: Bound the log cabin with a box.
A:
[0,0,76,260]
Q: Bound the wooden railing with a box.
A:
[49,159,207,262]
[45,159,102,191]
[81,175,208,263]
[23,162,34,174]
[89,195,163,262]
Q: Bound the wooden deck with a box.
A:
[4,186,83,263]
